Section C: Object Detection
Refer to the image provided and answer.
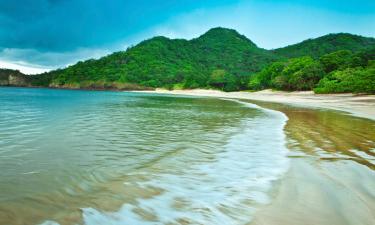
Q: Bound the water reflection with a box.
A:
[248,101,375,170]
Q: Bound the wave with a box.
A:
[38,100,290,225]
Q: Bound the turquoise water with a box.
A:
[0,87,289,225]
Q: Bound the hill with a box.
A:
[32,27,280,91]
[1,28,374,93]
[273,33,375,59]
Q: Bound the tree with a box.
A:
[314,62,375,94]
[288,60,325,90]
[208,69,237,91]
[208,69,226,90]
[250,56,325,91]
[248,62,285,90]
[319,50,353,73]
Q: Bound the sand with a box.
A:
[136,89,375,121]
[251,158,375,225]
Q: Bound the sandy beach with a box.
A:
[137,89,375,121]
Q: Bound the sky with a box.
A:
[0,0,374,74]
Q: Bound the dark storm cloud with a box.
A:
[0,0,373,72]
[0,0,234,51]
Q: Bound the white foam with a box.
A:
[39,220,60,225]
[78,100,290,225]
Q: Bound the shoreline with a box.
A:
[135,89,375,121]
[1,86,374,224]
[3,86,374,120]
[135,88,375,225]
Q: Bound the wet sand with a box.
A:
[136,89,375,120]
[249,102,375,225]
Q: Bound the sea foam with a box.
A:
[75,100,290,225]
[83,102,288,225]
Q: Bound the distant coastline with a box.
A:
[2,83,374,120]
[134,89,375,121]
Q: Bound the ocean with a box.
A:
[0,87,289,225]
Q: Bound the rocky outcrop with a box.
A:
[9,74,28,86]
[0,69,29,86]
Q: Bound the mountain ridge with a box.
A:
[1,27,374,92]
[273,32,375,58]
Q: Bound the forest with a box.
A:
[2,28,375,93]
[249,49,375,93]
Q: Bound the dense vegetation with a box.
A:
[1,28,374,93]
[37,28,280,91]
[315,53,375,94]
[249,48,375,93]
[273,33,375,59]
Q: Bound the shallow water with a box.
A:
[0,87,289,225]
[250,101,375,169]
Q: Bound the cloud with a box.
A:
[0,0,238,73]
[0,47,111,67]
[0,0,374,74]
[0,47,112,74]
[0,0,236,51]
[0,60,51,75]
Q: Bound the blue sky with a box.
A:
[0,0,374,74]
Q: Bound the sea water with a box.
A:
[0,87,289,225]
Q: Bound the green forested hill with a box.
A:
[3,28,375,93]
[190,28,279,89]
[273,33,375,59]
[33,27,280,91]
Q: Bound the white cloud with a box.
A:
[0,60,51,75]
[0,47,112,74]
[1,47,111,66]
